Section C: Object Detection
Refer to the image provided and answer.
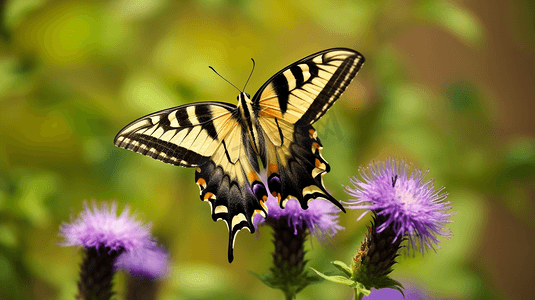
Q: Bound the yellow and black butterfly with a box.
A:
[114,48,365,262]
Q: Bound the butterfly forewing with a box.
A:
[253,48,364,126]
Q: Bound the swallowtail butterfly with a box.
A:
[115,48,365,262]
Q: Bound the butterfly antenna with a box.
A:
[243,58,255,91]
[209,66,242,93]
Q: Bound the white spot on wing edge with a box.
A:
[312,55,323,64]
[150,115,161,124]
[302,185,321,197]
[312,167,325,178]
[214,205,228,214]
[231,213,247,229]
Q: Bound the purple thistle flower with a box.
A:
[253,194,343,241]
[59,201,168,299]
[344,158,454,254]
[60,201,154,253]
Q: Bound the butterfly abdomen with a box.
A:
[237,92,264,155]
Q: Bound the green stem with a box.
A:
[284,290,294,300]
[354,288,365,300]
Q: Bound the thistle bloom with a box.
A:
[344,158,454,254]
[253,194,344,300]
[253,194,343,240]
[60,201,168,299]
[60,201,154,253]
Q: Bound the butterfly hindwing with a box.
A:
[262,120,345,211]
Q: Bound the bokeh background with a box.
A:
[1,0,534,299]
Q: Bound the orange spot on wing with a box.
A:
[309,129,316,138]
[268,164,278,175]
[312,142,320,152]
[315,158,322,168]
[197,178,206,186]
[203,192,214,200]
[247,171,259,183]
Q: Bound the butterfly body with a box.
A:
[115,48,365,262]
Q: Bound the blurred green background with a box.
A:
[1,0,534,299]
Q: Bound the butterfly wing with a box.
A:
[252,48,365,210]
[114,102,268,262]
[114,102,236,167]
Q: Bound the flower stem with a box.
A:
[77,246,122,300]
[267,216,309,299]
[354,288,365,300]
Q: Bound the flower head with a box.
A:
[59,201,168,299]
[253,194,343,241]
[60,201,154,253]
[344,158,454,253]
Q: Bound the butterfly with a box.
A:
[114,48,365,262]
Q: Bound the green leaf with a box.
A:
[331,260,353,277]
[310,268,355,286]
[249,271,276,289]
